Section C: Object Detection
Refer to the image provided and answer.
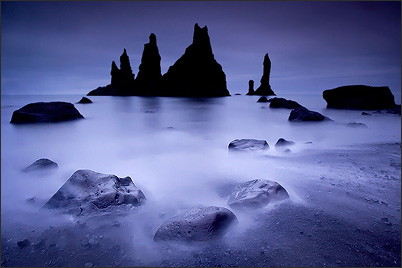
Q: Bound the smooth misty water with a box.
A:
[1,93,401,267]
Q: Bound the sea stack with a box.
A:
[253,53,275,96]
[135,33,163,96]
[162,23,230,97]
[246,80,255,95]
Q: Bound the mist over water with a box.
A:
[1,93,401,266]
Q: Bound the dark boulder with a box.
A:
[44,169,146,216]
[323,85,396,110]
[288,107,331,122]
[23,158,58,172]
[257,96,269,103]
[251,54,275,96]
[269,97,302,109]
[275,138,295,148]
[228,139,269,152]
[10,102,84,124]
[234,93,241,96]
[17,239,30,249]
[227,179,289,209]
[135,33,163,96]
[77,97,92,104]
[246,80,255,95]
[161,23,230,97]
[88,49,136,96]
[153,206,238,242]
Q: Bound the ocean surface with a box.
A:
[1,93,401,266]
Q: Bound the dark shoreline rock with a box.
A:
[257,96,269,103]
[154,206,238,242]
[275,138,295,148]
[323,85,396,110]
[269,97,302,109]
[77,97,92,104]
[10,102,84,124]
[228,139,269,152]
[288,107,331,122]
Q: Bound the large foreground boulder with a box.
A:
[44,169,146,216]
[227,179,289,209]
[154,206,238,242]
[228,139,269,152]
[10,102,84,124]
[323,85,396,110]
[269,97,302,109]
[288,107,331,122]
[23,158,58,172]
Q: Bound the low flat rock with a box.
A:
[228,139,269,152]
[269,97,302,109]
[346,122,368,128]
[44,169,146,216]
[288,107,331,122]
[10,102,84,124]
[23,158,58,172]
[154,206,238,242]
[275,138,295,148]
[227,179,289,209]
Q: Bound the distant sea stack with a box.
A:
[250,54,275,96]
[323,85,396,110]
[246,80,254,95]
[88,49,136,96]
[135,33,163,96]
[161,23,230,97]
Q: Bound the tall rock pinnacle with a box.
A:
[162,23,230,97]
[135,33,163,95]
[253,53,275,96]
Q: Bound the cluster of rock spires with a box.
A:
[88,24,230,97]
[247,53,276,96]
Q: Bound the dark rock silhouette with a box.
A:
[323,85,396,110]
[23,158,58,172]
[269,97,302,109]
[228,139,269,152]
[135,33,163,96]
[44,169,146,216]
[77,97,92,104]
[288,107,331,122]
[234,93,241,96]
[347,122,368,128]
[257,96,269,103]
[10,102,84,124]
[275,138,295,148]
[153,206,238,242]
[251,54,275,96]
[227,179,289,209]
[246,80,255,95]
[88,49,136,96]
[161,23,230,97]
[17,239,30,249]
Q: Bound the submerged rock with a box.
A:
[161,23,230,97]
[228,139,269,152]
[227,179,289,209]
[346,122,368,128]
[23,158,58,172]
[257,96,269,103]
[153,206,238,242]
[10,102,84,124]
[275,138,295,148]
[77,97,92,104]
[252,54,275,96]
[44,169,146,216]
[288,107,331,122]
[323,85,396,110]
[269,97,302,109]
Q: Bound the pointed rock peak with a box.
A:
[192,23,212,55]
[264,53,271,64]
[111,61,118,71]
[149,33,157,45]
[122,48,127,56]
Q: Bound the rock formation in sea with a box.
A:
[288,107,331,122]
[153,206,238,242]
[246,80,255,95]
[228,139,269,152]
[44,169,146,216]
[135,33,163,96]
[23,158,58,172]
[77,97,92,104]
[161,23,230,97]
[323,85,396,110]
[10,102,84,124]
[257,96,269,103]
[87,49,136,96]
[269,97,302,109]
[275,138,295,148]
[227,179,289,209]
[250,54,275,96]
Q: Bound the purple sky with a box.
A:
[1,1,401,96]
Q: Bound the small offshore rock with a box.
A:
[77,97,93,104]
[227,179,289,209]
[288,107,331,122]
[275,138,295,148]
[346,122,368,128]
[228,139,269,152]
[154,206,238,242]
[269,97,302,109]
[23,158,58,172]
[257,96,269,103]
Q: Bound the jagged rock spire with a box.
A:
[254,53,275,96]
[246,80,255,95]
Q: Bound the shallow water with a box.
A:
[1,93,401,266]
